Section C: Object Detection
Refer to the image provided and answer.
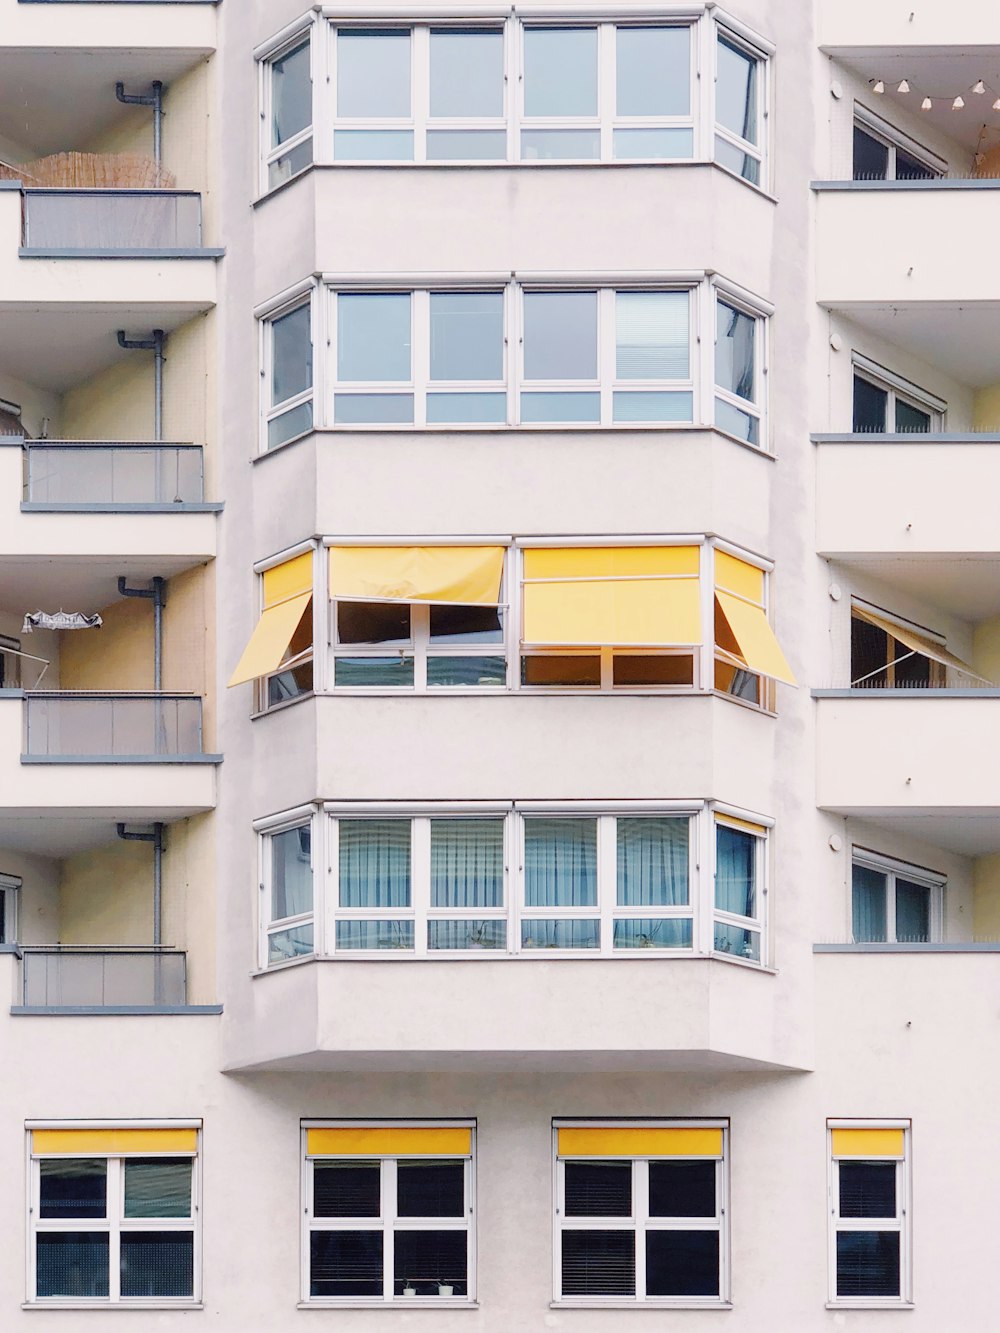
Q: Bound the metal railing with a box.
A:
[22,190,203,250]
[24,693,204,758]
[21,947,186,1007]
[24,443,204,505]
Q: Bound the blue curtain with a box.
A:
[895,878,929,943]
[339,819,411,907]
[852,864,887,942]
[617,817,689,906]
[715,825,756,918]
[524,818,597,907]
[431,819,504,907]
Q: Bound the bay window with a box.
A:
[264,32,313,187]
[714,294,762,444]
[263,298,314,449]
[714,31,763,184]
[261,817,315,964]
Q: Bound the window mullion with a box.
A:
[413,291,428,427]
[109,1158,122,1303]
[700,809,714,955]
[412,817,431,956]
[326,816,340,954]
[601,287,615,426]
[887,871,898,943]
[513,810,525,955]
[633,1159,648,1299]
[414,26,429,162]
[505,17,517,161]
[600,24,615,160]
[383,1160,395,1301]
[599,815,617,955]
[699,540,714,695]
[414,602,429,689]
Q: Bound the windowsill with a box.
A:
[252,688,774,709]
[23,1302,205,1311]
[551,1300,733,1310]
[253,954,776,975]
[251,690,314,720]
[814,941,997,953]
[825,1302,914,1310]
[297,1300,479,1310]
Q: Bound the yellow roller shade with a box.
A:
[524,546,700,580]
[227,591,312,687]
[715,550,765,604]
[33,1128,197,1155]
[716,813,766,837]
[329,546,504,606]
[263,552,313,608]
[831,1128,905,1160]
[852,606,988,684]
[307,1127,472,1157]
[715,591,796,686]
[558,1127,723,1158]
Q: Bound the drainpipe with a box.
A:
[116,329,165,445]
[115,80,164,170]
[117,822,165,949]
[117,576,166,691]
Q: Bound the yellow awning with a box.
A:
[522,546,701,648]
[831,1127,905,1160]
[307,1127,472,1156]
[228,552,315,688]
[557,1127,723,1158]
[263,551,313,608]
[715,591,796,686]
[852,605,987,684]
[329,546,505,605]
[715,813,767,837]
[33,1128,197,1155]
[714,550,765,604]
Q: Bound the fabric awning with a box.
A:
[328,546,505,606]
[831,1127,905,1160]
[22,611,102,633]
[852,605,987,684]
[714,551,796,686]
[557,1126,723,1157]
[227,552,313,688]
[521,546,701,648]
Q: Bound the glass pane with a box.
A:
[337,30,411,117]
[339,819,411,907]
[334,129,414,160]
[39,1159,106,1219]
[430,292,503,381]
[338,293,411,383]
[713,921,760,961]
[338,602,411,646]
[427,656,507,686]
[522,654,602,686]
[310,1230,383,1298]
[613,654,694,686]
[393,1230,467,1296]
[853,376,888,433]
[715,824,755,917]
[336,920,414,950]
[521,129,601,159]
[335,657,415,687]
[852,864,888,942]
[613,917,692,949]
[397,1160,465,1217]
[524,28,598,117]
[564,1161,631,1217]
[427,130,507,160]
[268,137,313,188]
[524,817,597,906]
[895,398,931,434]
[431,818,504,907]
[612,390,693,423]
[430,604,502,645]
[120,1232,194,1298]
[614,127,693,159]
[36,1233,109,1298]
[649,1161,716,1217]
[430,29,503,117]
[268,400,313,449]
[522,919,599,949]
[314,1162,381,1218]
[716,301,755,402]
[272,823,312,921]
[426,392,507,423]
[896,147,935,181]
[267,660,313,707]
[853,126,889,181]
[616,291,689,380]
[646,1230,719,1297]
[521,391,601,422]
[617,26,689,116]
[429,919,506,950]
[268,922,314,963]
[895,878,931,943]
[714,134,760,183]
[272,39,312,147]
[335,394,414,425]
[523,292,597,381]
[840,1162,896,1219]
[561,1230,635,1296]
[272,303,312,407]
[851,614,889,687]
[124,1159,192,1219]
[836,1231,900,1297]
[716,36,757,145]
[618,817,689,907]
[715,396,759,444]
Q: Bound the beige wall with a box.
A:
[973,382,1000,431]
[973,852,1000,939]
[0,368,60,442]
[59,838,151,945]
[972,613,1000,682]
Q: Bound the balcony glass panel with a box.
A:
[21,948,187,1007]
[22,191,203,250]
[25,445,204,505]
[23,694,203,758]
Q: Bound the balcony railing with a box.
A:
[24,692,204,759]
[22,189,203,251]
[24,442,205,506]
[21,947,186,1007]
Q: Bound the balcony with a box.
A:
[819,1,1000,52]
[18,946,188,1011]
[24,692,206,761]
[22,188,204,254]
[3,0,217,51]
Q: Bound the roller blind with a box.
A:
[307,1126,472,1157]
[227,552,315,688]
[831,1127,905,1160]
[616,291,690,380]
[557,1126,723,1157]
[32,1128,197,1155]
[713,552,795,686]
[328,546,504,606]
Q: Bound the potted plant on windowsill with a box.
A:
[402,1282,417,1297]
[437,1280,454,1297]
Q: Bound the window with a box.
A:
[714,818,765,962]
[0,872,18,944]
[28,1125,200,1306]
[261,817,315,965]
[264,32,313,187]
[554,1122,728,1305]
[0,632,22,688]
[264,299,313,449]
[714,31,763,184]
[852,357,943,434]
[715,293,761,444]
[829,1123,910,1305]
[853,115,940,182]
[303,1123,474,1304]
[848,602,983,690]
[852,851,942,944]
[228,550,315,706]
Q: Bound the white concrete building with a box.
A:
[0,0,997,1325]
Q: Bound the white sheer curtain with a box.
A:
[339,819,411,907]
[524,818,598,907]
[616,817,689,906]
[431,819,504,907]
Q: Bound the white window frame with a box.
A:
[301,1120,476,1307]
[258,809,318,969]
[712,281,767,447]
[259,24,316,194]
[712,20,769,189]
[712,816,767,966]
[0,871,19,945]
[552,1119,730,1307]
[260,290,316,451]
[853,106,945,183]
[851,353,946,433]
[849,598,948,690]
[827,1120,912,1308]
[27,1123,202,1309]
[850,848,944,945]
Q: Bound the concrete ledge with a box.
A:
[21,501,223,513]
[812,688,1000,699]
[11,1004,223,1015]
[811,432,1000,444]
[813,178,1000,191]
[21,753,223,764]
[19,247,224,259]
[815,942,1000,953]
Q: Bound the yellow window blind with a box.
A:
[714,550,765,605]
[713,552,795,686]
[328,546,505,606]
[33,1128,197,1155]
[227,552,314,688]
[557,1126,723,1158]
[262,551,313,608]
[852,605,986,683]
[831,1127,905,1160]
[715,813,767,836]
[307,1127,472,1157]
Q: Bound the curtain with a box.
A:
[272,824,312,920]
[852,864,887,942]
[617,817,689,906]
[715,825,756,918]
[431,819,504,907]
[894,878,929,943]
[524,818,597,907]
[339,819,411,907]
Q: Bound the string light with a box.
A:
[973,80,986,95]
[953,96,965,110]
[897,80,910,94]
[872,80,885,95]
[867,75,1000,113]
[921,97,933,111]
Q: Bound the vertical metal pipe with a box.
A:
[152,577,165,692]
[153,823,164,949]
[153,329,165,443]
[152,81,163,169]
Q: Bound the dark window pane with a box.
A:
[521,654,601,686]
[895,878,930,942]
[310,1230,383,1297]
[646,1229,719,1297]
[39,1159,106,1219]
[895,399,931,433]
[893,636,931,687]
[397,1160,465,1217]
[337,602,410,646]
[896,148,934,180]
[124,1159,192,1219]
[852,864,888,942]
[564,1161,632,1217]
[561,1230,635,1296]
[649,1161,716,1217]
[429,604,502,644]
[393,1229,467,1295]
[853,376,887,433]
[851,615,889,687]
[36,1233,109,1298]
[314,1162,381,1217]
[836,1231,900,1297]
[839,1162,896,1219]
[853,126,888,180]
[120,1232,194,1298]
[613,654,693,686]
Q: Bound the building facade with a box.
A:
[0,0,997,1325]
